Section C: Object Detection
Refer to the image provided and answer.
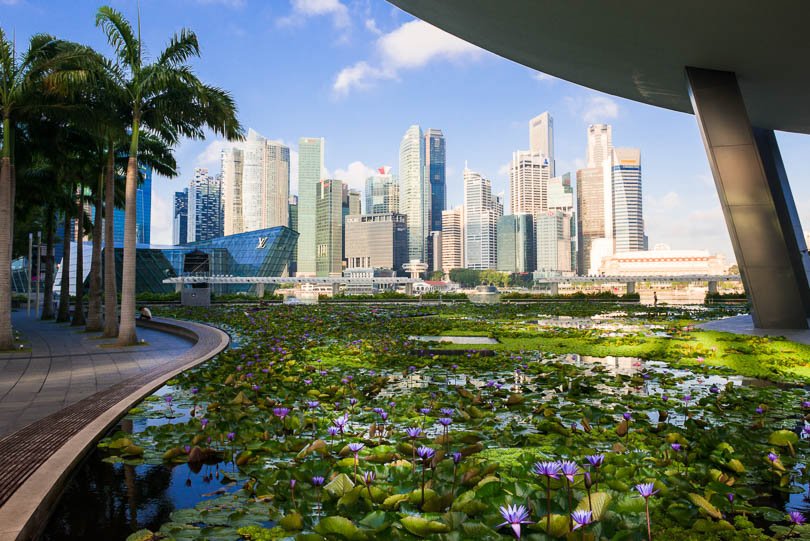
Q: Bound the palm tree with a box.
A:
[0,30,90,348]
[95,6,242,345]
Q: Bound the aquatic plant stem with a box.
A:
[421,462,427,507]
[645,498,653,541]
[566,477,574,530]
[546,476,552,532]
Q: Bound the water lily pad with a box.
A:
[314,516,360,539]
[399,515,450,537]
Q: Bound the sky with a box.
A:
[3,0,810,263]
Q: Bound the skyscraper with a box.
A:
[222,129,290,236]
[399,125,429,264]
[365,167,399,214]
[464,166,501,270]
[221,147,244,236]
[587,124,613,169]
[529,111,554,176]
[297,137,324,276]
[288,195,298,275]
[315,179,343,276]
[576,167,608,275]
[547,173,577,272]
[497,213,536,273]
[188,168,223,243]
[536,210,573,274]
[342,185,362,263]
[173,189,188,246]
[509,150,551,215]
[441,206,464,273]
[345,213,408,271]
[425,128,446,232]
[611,148,644,252]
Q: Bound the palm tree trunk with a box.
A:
[72,184,86,326]
[103,142,118,337]
[0,116,14,349]
[41,206,55,320]
[56,207,72,323]
[116,122,140,346]
[86,170,104,331]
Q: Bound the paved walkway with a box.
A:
[699,314,810,345]
[0,313,194,438]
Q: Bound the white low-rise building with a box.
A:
[598,244,727,276]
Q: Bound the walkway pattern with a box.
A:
[699,314,810,345]
[0,314,193,437]
[0,315,229,541]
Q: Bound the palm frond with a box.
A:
[157,29,200,67]
[95,6,140,69]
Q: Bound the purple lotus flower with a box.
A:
[727,493,734,503]
[348,442,364,453]
[438,417,453,427]
[372,407,384,415]
[306,400,320,409]
[165,395,173,403]
[585,454,604,468]
[252,384,260,391]
[623,412,632,421]
[571,509,593,530]
[405,427,422,439]
[497,504,534,539]
[191,387,199,395]
[417,446,435,461]
[662,394,669,402]
[560,461,580,482]
[200,418,209,429]
[683,394,692,403]
[303,379,312,385]
[756,406,764,414]
[709,384,720,394]
[671,443,682,452]
[419,407,431,415]
[380,411,388,421]
[290,479,296,489]
[790,511,806,525]
[349,398,358,406]
[273,407,290,419]
[332,416,348,433]
[452,452,463,464]
[532,461,561,479]
[327,426,339,437]
[440,408,455,416]
[311,476,325,486]
[362,471,376,486]
[768,452,779,463]
[226,432,236,442]
[635,483,659,499]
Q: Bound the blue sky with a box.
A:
[3,0,810,262]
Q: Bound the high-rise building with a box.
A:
[611,148,644,252]
[315,179,343,276]
[188,168,223,243]
[441,206,464,273]
[576,167,609,275]
[345,213,408,271]
[548,173,577,272]
[399,125,429,264]
[426,129,446,232]
[497,213,536,273]
[536,210,573,274]
[365,167,399,214]
[464,166,501,270]
[222,129,290,236]
[173,189,188,246]
[288,195,298,276]
[113,165,152,244]
[221,147,244,236]
[587,124,613,169]
[509,150,551,215]
[342,185,362,263]
[297,137,324,276]
[430,231,442,273]
[529,112,554,176]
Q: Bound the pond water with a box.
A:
[408,335,499,344]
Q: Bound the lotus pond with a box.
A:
[44,303,810,540]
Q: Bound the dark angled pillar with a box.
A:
[686,67,810,329]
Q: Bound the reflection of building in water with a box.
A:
[578,355,642,377]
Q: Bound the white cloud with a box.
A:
[497,162,510,178]
[333,19,482,97]
[278,0,350,29]
[333,161,376,194]
[645,191,681,211]
[364,18,382,35]
[151,192,174,245]
[196,140,232,168]
[532,71,556,83]
[582,96,619,123]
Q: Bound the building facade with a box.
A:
[426,128,446,232]
[599,246,727,276]
[611,147,644,252]
[221,146,244,236]
[297,137,324,276]
[399,125,429,264]
[464,167,502,270]
[344,213,408,271]
[576,167,608,275]
[113,165,152,245]
[587,123,613,169]
[529,111,554,176]
[365,167,399,214]
[441,206,464,273]
[497,213,536,273]
[315,179,343,276]
[536,210,573,274]
[509,150,551,215]
[188,168,223,243]
[173,189,188,246]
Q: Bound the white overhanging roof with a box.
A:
[388,0,810,134]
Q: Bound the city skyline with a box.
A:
[5,1,810,263]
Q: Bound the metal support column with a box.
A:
[255,283,265,298]
[686,67,810,329]
[708,281,718,295]
[626,282,635,295]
